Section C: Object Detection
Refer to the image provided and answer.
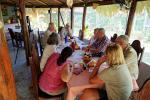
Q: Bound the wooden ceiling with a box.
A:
[0,0,146,8]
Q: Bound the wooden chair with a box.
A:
[29,43,41,100]
[133,78,150,100]
[8,28,16,47]
[131,40,145,65]
[30,43,64,100]
[8,28,23,64]
[37,28,43,56]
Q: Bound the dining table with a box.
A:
[66,59,108,100]
[56,37,139,100]
[56,37,108,100]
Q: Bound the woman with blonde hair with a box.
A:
[80,43,132,100]
[42,22,56,48]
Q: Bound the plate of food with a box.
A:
[82,53,92,64]
[87,60,97,68]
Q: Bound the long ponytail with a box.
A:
[57,47,73,66]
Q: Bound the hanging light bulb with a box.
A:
[67,0,73,8]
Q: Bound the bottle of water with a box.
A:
[65,35,68,43]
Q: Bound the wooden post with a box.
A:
[125,0,137,37]
[71,7,74,31]
[81,6,87,40]
[58,8,60,30]
[19,0,30,65]
[48,8,52,23]
[60,11,65,26]
[0,5,18,100]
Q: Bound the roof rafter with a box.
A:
[53,0,66,5]
[35,0,49,5]
[9,0,18,4]
[25,1,34,6]
[0,0,148,8]
[7,0,14,3]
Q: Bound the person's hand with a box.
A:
[96,55,107,68]
[68,63,74,73]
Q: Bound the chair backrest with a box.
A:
[131,40,144,65]
[133,78,150,100]
[8,28,16,47]
[8,28,15,39]
[37,29,43,56]
[29,43,41,100]
[110,33,117,42]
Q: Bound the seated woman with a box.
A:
[39,47,73,98]
[64,23,73,39]
[88,28,98,45]
[42,22,56,47]
[80,43,132,100]
[40,32,59,72]
[58,26,65,44]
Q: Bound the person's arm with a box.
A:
[90,75,105,88]
[40,46,54,72]
[89,48,99,53]
[90,56,107,79]
[82,45,92,52]
[61,63,73,82]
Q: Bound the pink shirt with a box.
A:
[39,53,67,94]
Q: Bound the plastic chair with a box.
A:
[131,40,145,65]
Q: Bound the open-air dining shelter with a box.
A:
[0,0,150,100]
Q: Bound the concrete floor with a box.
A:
[7,41,35,100]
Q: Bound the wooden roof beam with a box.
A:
[7,0,14,3]
[35,0,49,5]
[53,0,66,5]
[25,1,34,6]
[1,0,148,8]
[78,0,84,2]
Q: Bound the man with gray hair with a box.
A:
[85,28,110,56]
[116,35,139,80]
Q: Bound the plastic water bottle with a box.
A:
[65,35,68,43]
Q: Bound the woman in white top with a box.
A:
[42,22,56,48]
[64,23,73,39]
[40,32,59,72]
[58,26,65,44]
[88,28,98,45]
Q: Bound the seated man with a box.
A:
[116,35,139,80]
[85,28,110,56]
